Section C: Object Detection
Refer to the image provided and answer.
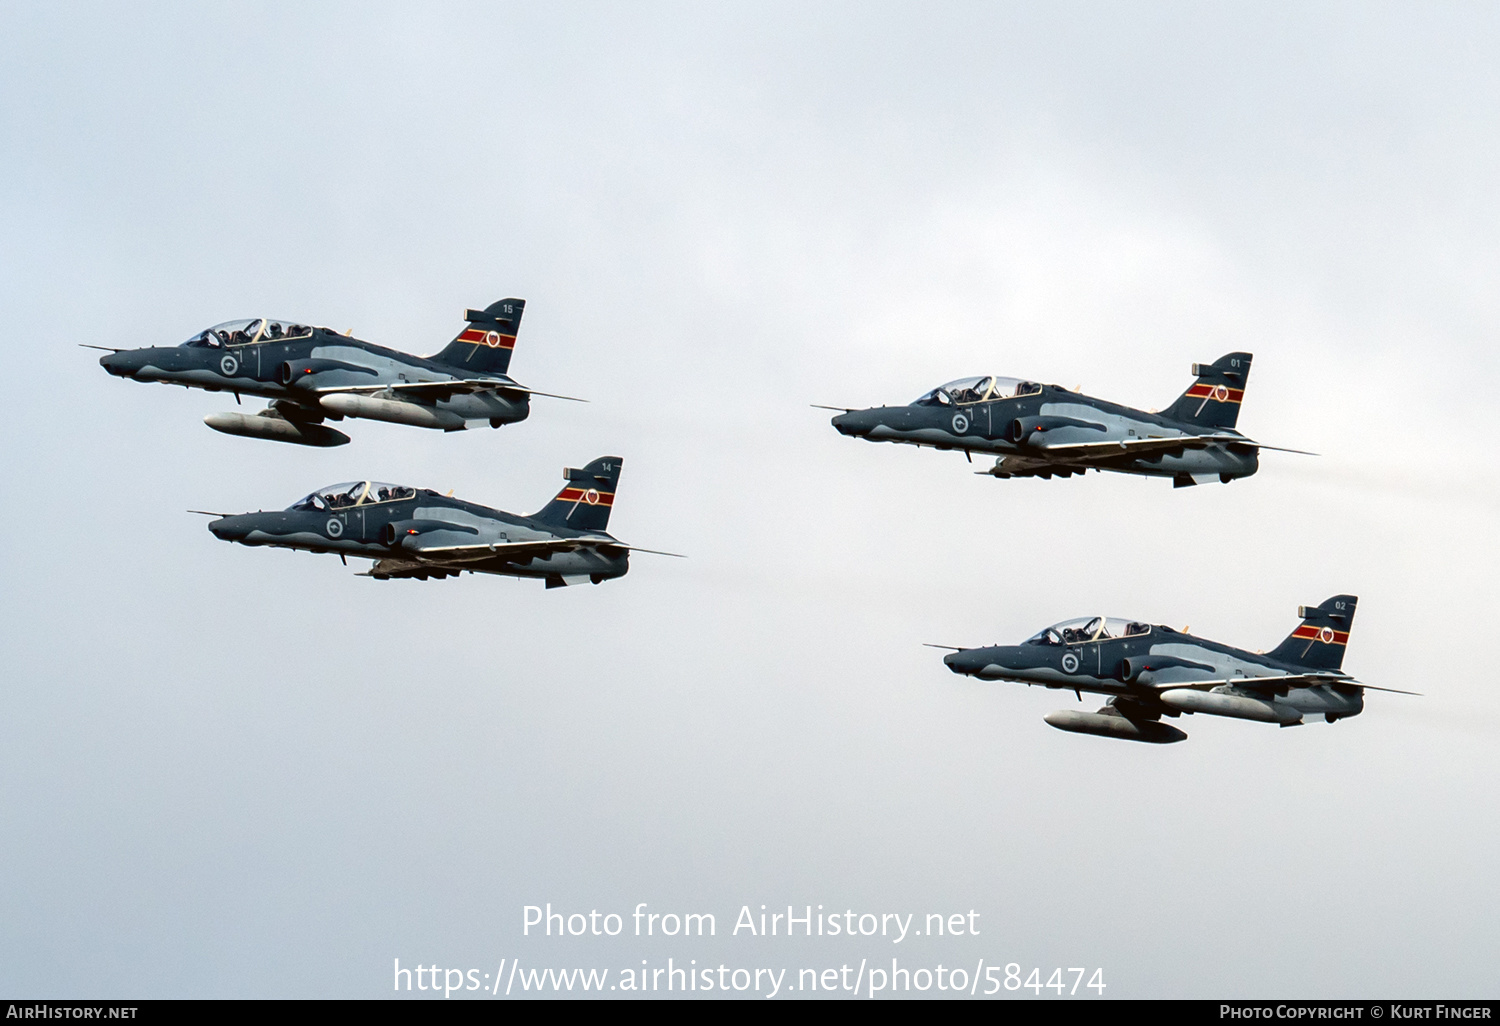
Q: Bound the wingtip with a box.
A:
[1248,440,1321,456]
[1353,682,1423,696]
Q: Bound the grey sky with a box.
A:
[1,2,1497,998]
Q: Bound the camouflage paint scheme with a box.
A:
[206,458,664,588]
[831,352,1299,486]
[941,596,1408,743]
[97,299,572,446]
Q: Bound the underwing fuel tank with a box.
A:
[318,394,466,430]
[1043,710,1187,744]
[203,412,350,447]
[1157,689,1303,725]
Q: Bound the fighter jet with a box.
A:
[939,596,1413,743]
[828,353,1309,486]
[94,299,579,446]
[204,457,679,587]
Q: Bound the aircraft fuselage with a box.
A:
[833,384,1259,483]
[943,625,1363,727]
[100,328,530,427]
[208,490,627,585]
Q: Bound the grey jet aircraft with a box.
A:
[204,457,679,587]
[828,353,1309,486]
[94,299,579,446]
[939,596,1414,743]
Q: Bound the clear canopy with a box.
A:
[912,376,1042,406]
[1024,616,1153,646]
[183,318,313,348]
[289,481,417,511]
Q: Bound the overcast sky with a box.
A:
[2,1,1498,999]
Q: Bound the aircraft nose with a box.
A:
[831,409,876,437]
[99,351,133,376]
[208,515,252,543]
[942,646,1024,680]
[944,649,986,675]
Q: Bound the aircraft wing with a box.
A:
[314,380,585,401]
[401,535,622,560]
[1029,433,1255,458]
[357,535,647,581]
[1150,673,1417,695]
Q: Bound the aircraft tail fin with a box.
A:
[530,457,622,533]
[432,299,525,375]
[1267,595,1357,670]
[1162,352,1252,429]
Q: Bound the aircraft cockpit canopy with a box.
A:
[912,376,1043,406]
[1025,616,1153,646]
[183,318,314,348]
[289,481,417,511]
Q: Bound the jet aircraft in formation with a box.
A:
[204,457,679,588]
[938,596,1413,743]
[828,352,1310,486]
[94,291,1394,744]
[94,299,579,446]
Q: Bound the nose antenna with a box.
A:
[187,509,233,517]
[80,344,126,353]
